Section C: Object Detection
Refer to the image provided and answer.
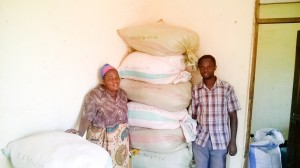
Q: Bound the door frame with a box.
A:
[243,1,300,167]
[286,30,300,168]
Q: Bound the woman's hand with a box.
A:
[65,118,91,137]
[65,129,79,135]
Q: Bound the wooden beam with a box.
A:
[257,17,300,24]
[260,2,300,5]
[243,1,260,168]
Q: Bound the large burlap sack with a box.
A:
[1,131,112,168]
[118,51,191,84]
[129,126,187,153]
[128,101,190,129]
[120,79,192,112]
[131,147,193,168]
[118,20,199,70]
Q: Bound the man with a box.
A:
[191,55,241,168]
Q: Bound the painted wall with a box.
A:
[0,0,255,167]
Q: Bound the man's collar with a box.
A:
[199,78,225,89]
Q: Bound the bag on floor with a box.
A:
[131,147,193,168]
[1,131,112,168]
[249,140,282,168]
[254,128,285,145]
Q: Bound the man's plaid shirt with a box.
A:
[192,78,241,150]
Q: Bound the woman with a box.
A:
[66,64,130,168]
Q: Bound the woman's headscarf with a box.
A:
[100,64,116,78]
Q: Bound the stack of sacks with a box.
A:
[118,20,199,168]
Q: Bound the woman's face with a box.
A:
[103,69,120,93]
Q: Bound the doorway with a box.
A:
[249,22,300,168]
[250,23,300,140]
[244,1,300,168]
[287,30,300,168]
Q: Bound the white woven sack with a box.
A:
[249,140,282,168]
[120,79,192,112]
[1,131,112,168]
[131,147,193,168]
[118,20,199,70]
[128,101,189,129]
[129,126,187,153]
[254,128,284,145]
[118,51,191,84]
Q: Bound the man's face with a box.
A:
[198,58,216,79]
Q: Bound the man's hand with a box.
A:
[227,141,237,156]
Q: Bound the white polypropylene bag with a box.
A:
[1,131,112,168]
[117,20,199,70]
[129,126,187,153]
[118,51,191,84]
[249,140,282,168]
[127,101,189,129]
[128,102,197,143]
[131,147,193,168]
[120,79,192,112]
[254,128,285,145]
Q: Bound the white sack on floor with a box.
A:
[1,131,112,168]
[127,101,189,129]
[249,140,282,168]
[118,51,191,84]
[120,79,192,112]
[129,126,187,153]
[254,128,285,145]
[117,20,199,69]
[131,147,193,168]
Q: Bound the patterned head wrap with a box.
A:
[100,64,117,78]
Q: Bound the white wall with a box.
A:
[0,0,255,167]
